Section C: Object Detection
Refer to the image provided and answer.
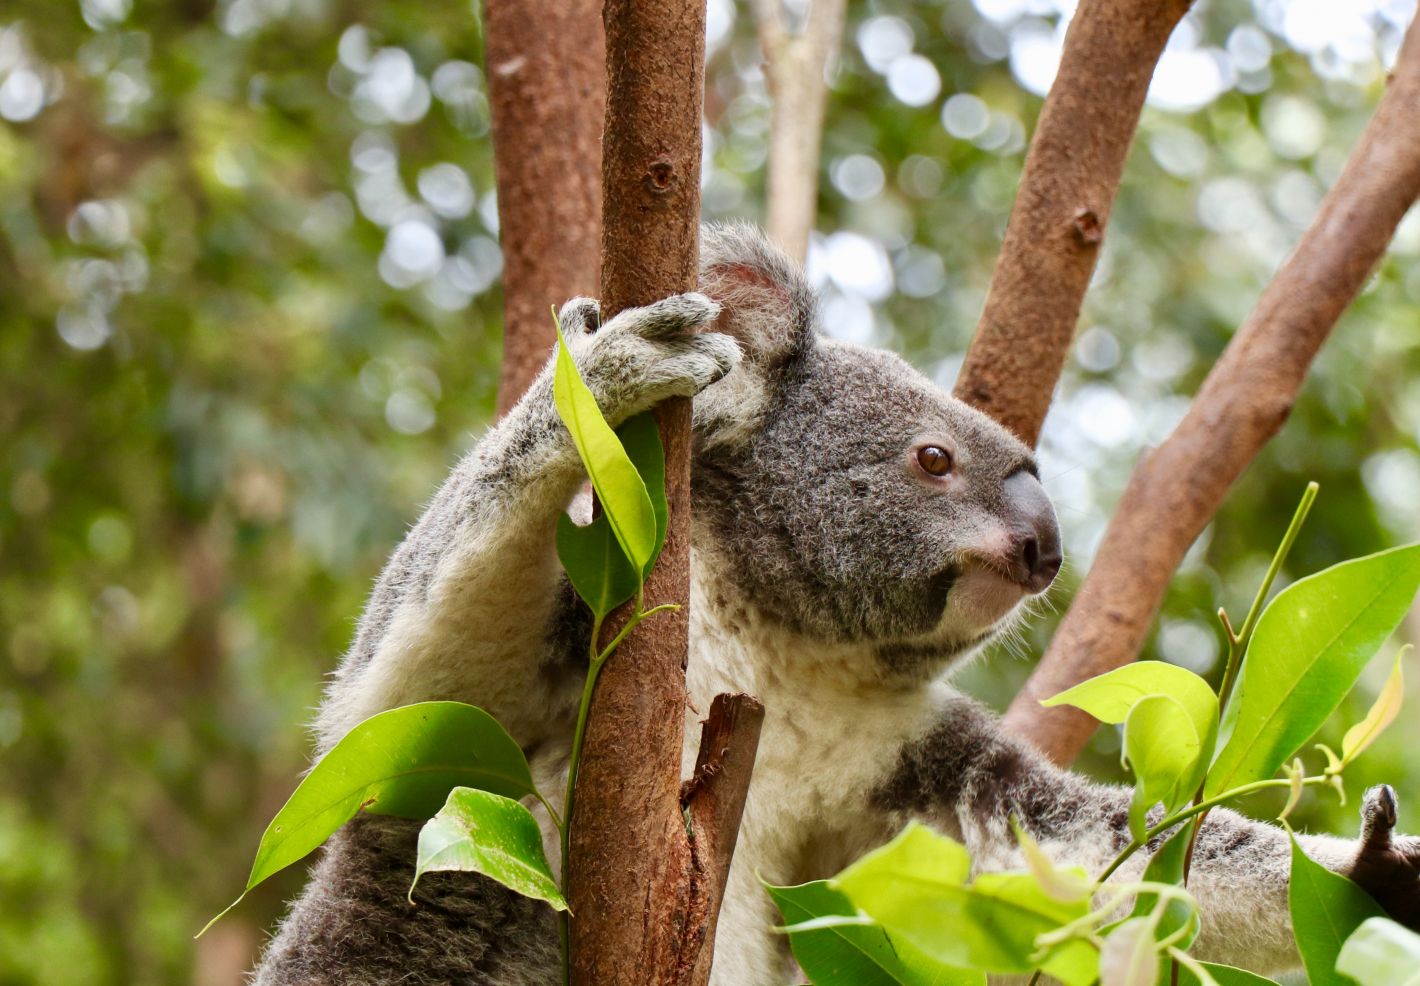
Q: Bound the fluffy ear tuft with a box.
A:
[699,222,816,369]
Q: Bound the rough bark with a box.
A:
[1005,13,1420,764]
[953,0,1193,447]
[486,0,605,416]
[752,0,847,264]
[568,2,764,983]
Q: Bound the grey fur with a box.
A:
[254,223,1417,985]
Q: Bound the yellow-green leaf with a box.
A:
[552,320,657,573]
[1340,649,1406,769]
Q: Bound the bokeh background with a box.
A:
[3,0,1419,982]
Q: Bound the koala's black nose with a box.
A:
[1003,471,1062,594]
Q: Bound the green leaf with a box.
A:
[1288,832,1386,986]
[205,702,535,931]
[1336,917,1420,986]
[1043,661,1220,771]
[554,413,668,618]
[832,824,1097,986]
[767,880,984,986]
[1207,544,1420,798]
[617,411,668,578]
[410,787,565,911]
[552,320,658,573]
[1178,962,1282,985]
[1123,694,1202,841]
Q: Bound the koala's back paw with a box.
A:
[1347,784,1420,929]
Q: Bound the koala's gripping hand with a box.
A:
[554,292,741,429]
[1347,784,1420,928]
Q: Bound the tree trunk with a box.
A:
[568,2,763,983]
[1005,11,1420,764]
[953,0,1193,446]
[486,0,605,416]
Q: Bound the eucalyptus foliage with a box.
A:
[773,488,1420,986]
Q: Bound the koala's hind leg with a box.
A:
[253,815,560,986]
[314,293,739,754]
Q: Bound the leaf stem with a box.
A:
[1097,775,1329,883]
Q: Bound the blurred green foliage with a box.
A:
[0,0,1417,982]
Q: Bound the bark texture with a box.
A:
[753,0,847,263]
[486,0,605,416]
[569,2,765,983]
[1005,13,1420,764]
[953,0,1193,446]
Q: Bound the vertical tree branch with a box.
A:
[1006,12,1420,764]
[569,2,764,983]
[752,0,847,263]
[486,0,605,415]
[953,0,1193,446]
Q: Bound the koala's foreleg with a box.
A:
[314,294,738,754]
[876,697,1420,976]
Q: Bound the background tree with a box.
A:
[1,1,1419,984]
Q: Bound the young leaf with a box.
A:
[1339,648,1406,770]
[554,413,668,618]
[1288,832,1386,986]
[832,825,1096,986]
[1336,917,1420,986]
[207,702,536,930]
[767,880,984,986]
[1207,544,1420,798]
[1043,662,1220,771]
[1123,694,1202,840]
[410,787,565,911]
[552,320,657,572]
[1013,820,1095,904]
[1099,918,1156,986]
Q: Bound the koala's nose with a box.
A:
[1003,471,1062,594]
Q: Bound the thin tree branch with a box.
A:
[954,0,1193,446]
[569,1,762,983]
[486,0,604,416]
[1005,12,1420,764]
[752,0,847,263]
[682,694,766,986]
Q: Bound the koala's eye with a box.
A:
[916,445,953,477]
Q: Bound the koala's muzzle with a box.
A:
[1002,471,1062,594]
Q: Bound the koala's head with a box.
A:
[692,223,1060,678]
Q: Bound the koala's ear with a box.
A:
[699,223,816,370]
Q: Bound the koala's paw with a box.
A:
[558,292,741,427]
[1346,784,1420,929]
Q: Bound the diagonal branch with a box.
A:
[954,0,1193,447]
[1006,11,1420,764]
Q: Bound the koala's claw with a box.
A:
[604,292,721,340]
[557,297,601,335]
[1348,785,1420,930]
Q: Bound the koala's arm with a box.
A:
[876,697,1420,976]
[313,294,738,753]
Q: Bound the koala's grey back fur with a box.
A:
[252,223,1406,986]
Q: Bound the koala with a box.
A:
[254,224,1420,985]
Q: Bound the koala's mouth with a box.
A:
[950,558,1030,628]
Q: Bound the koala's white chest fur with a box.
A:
[684,555,950,983]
